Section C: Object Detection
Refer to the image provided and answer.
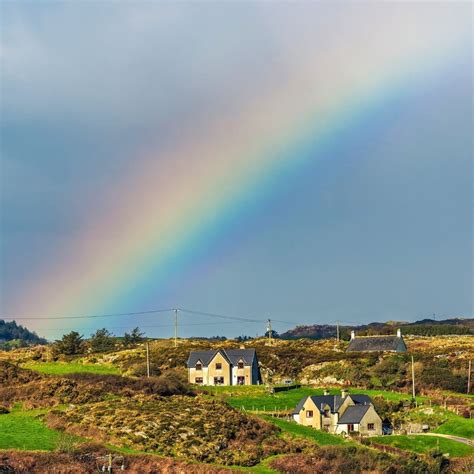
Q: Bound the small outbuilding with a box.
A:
[346,328,407,353]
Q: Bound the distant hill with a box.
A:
[0,320,47,349]
[280,317,474,340]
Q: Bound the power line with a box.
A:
[0,308,175,321]
[179,308,264,323]
[32,321,249,333]
[179,308,295,325]
[2,305,356,335]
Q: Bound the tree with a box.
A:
[123,327,144,346]
[89,328,115,353]
[264,329,279,339]
[54,331,84,355]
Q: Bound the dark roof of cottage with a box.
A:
[349,394,372,405]
[186,349,256,368]
[338,404,371,424]
[225,349,256,366]
[346,335,406,352]
[293,394,372,415]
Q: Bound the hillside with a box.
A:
[280,317,474,340]
[1,336,472,472]
[0,320,46,350]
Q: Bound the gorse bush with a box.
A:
[48,395,282,466]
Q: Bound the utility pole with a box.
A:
[267,319,272,346]
[468,360,471,395]
[411,355,416,406]
[336,321,340,342]
[174,308,179,348]
[146,341,150,378]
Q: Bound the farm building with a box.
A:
[346,328,407,352]
[293,390,382,436]
[187,348,260,386]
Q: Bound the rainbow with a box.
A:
[13,14,468,335]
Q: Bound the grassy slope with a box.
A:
[22,361,120,376]
[260,416,346,446]
[370,435,474,458]
[0,408,60,451]
[435,413,474,439]
[206,386,424,412]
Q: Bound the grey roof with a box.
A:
[186,349,256,368]
[293,397,308,415]
[349,394,372,405]
[293,394,373,415]
[225,349,256,366]
[346,336,407,352]
[293,395,343,415]
[338,404,371,424]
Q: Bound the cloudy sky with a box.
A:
[0,1,472,339]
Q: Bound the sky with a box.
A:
[0,1,472,340]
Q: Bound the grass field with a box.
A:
[0,408,60,451]
[260,415,346,446]
[22,361,121,376]
[204,386,424,412]
[435,414,474,440]
[370,435,474,458]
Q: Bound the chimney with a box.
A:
[397,328,401,338]
[323,389,329,396]
[350,330,355,340]
[341,389,348,398]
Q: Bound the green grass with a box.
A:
[243,455,280,473]
[204,386,424,412]
[260,415,346,446]
[0,407,60,451]
[22,361,120,376]
[435,413,474,440]
[370,435,474,458]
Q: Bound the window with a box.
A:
[323,409,330,417]
[237,376,245,385]
[196,362,202,371]
[214,376,224,385]
[195,377,203,384]
[368,423,375,430]
[347,424,354,432]
[238,361,244,369]
[306,410,313,418]
[215,363,222,370]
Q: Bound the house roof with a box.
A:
[348,394,372,405]
[346,335,406,352]
[292,396,340,415]
[186,349,256,368]
[293,394,373,415]
[338,404,371,424]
